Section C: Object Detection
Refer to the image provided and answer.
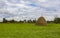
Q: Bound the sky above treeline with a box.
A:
[0,0,60,22]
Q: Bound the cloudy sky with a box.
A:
[0,0,60,21]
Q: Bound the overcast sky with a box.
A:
[0,0,60,22]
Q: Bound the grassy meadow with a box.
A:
[0,23,60,38]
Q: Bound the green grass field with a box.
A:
[0,23,60,38]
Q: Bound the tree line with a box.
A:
[0,17,60,24]
[2,18,36,23]
[47,17,60,24]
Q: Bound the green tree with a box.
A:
[54,17,60,23]
[3,18,7,23]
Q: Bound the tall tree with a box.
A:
[54,17,60,23]
[3,18,7,23]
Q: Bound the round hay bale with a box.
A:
[36,17,47,26]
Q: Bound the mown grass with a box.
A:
[0,23,60,38]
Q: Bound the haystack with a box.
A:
[36,17,47,26]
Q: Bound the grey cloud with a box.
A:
[0,0,60,21]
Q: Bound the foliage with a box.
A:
[3,18,7,23]
[2,18,36,23]
[54,17,60,23]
